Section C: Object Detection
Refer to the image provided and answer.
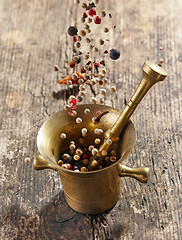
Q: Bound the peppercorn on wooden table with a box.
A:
[0,0,181,239]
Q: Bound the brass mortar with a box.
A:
[33,61,167,214]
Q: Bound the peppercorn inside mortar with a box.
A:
[57,141,118,172]
[53,104,129,173]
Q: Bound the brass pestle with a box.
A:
[95,61,167,164]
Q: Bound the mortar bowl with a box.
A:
[33,104,149,214]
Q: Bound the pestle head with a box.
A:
[143,61,167,82]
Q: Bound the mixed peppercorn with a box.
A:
[55,0,121,171]
[58,139,118,172]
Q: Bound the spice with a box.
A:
[81,17,85,23]
[80,29,87,36]
[82,2,87,8]
[99,39,104,45]
[74,154,80,161]
[78,137,85,145]
[86,37,91,43]
[94,62,99,68]
[81,128,87,137]
[84,108,90,114]
[68,26,78,36]
[100,11,106,18]
[82,159,89,166]
[100,88,106,95]
[73,36,77,43]
[68,61,76,68]
[58,160,63,166]
[110,86,116,93]
[60,133,67,139]
[90,96,97,103]
[83,12,88,18]
[87,17,92,23]
[110,156,117,162]
[24,157,30,163]
[73,54,81,63]
[94,16,101,24]
[72,73,78,80]
[104,27,109,33]
[64,104,71,110]
[70,144,76,150]
[92,148,98,156]
[81,166,88,172]
[86,3,96,10]
[110,49,120,60]
[94,128,103,134]
[99,97,104,104]
[76,148,83,155]
[106,139,112,145]
[111,149,117,156]
[75,42,81,48]
[101,150,107,156]
[95,138,101,144]
[53,65,59,71]
[76,117,82,123]
[88,145,94,151]
[88,8,96,17]
[77,96,83,102]
[62,163,72,170]
[100,60,105,66]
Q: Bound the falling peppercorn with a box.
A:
[73,36,77,43]
[86,3,96,10]
[110,49,120,60]
[94,16,101,24]
[88,8,96,17]
[68,26,78,36]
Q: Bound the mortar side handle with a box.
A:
[33,155,57,171]
[120,165,150,183]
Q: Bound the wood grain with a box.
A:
[0,0,181,239]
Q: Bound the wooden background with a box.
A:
[0,0,181,239]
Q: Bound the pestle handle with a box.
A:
[95,61,167,164]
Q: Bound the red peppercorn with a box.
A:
[82,154,88,159]
[69,99,77,109]
[94,62,99,68]
[62,163,72,170]
[94,16,101,24]
[99,80,103,85]
[73,36,77,43]
[88,8,96,17]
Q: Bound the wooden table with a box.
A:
[0,0,181,239]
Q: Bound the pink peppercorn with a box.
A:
[94,62,99,68]
[82,154,88,159]
[73,36,77,43]
[88,8,96,17]
[69,99,77,109]
[94,16,101,24]
[62,163,72,170]
[81,66,86,73]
